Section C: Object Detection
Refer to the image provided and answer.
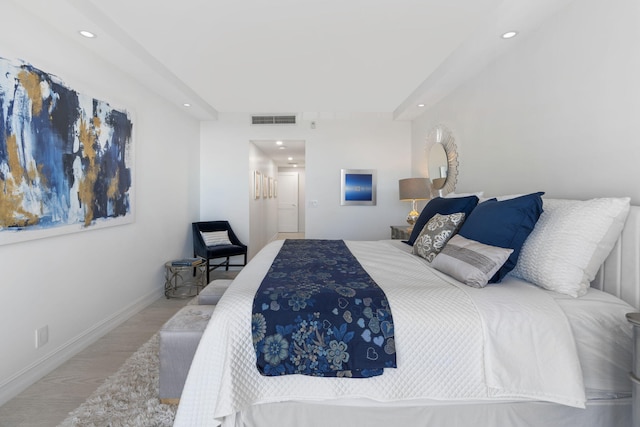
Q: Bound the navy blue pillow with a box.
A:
[407,196,479,246]
[458,192,544,283]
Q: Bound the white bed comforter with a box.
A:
[174,240,586,426]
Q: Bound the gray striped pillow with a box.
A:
[431,234,513,288]
[201,231,232,246]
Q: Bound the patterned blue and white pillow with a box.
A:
[412,212,465,262]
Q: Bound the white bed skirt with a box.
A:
[230,398,631,427]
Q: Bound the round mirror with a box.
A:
[426,125,458,196]
[428,143,448,190]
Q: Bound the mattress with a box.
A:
[391,239,634,400]
[174,239,633,426]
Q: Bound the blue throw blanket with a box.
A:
[252,239,396,378]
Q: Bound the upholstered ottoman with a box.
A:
[198,279,233,305]
[159,304,215,403]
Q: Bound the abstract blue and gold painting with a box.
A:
[0,57,134,244]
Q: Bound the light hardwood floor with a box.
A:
[0,234,305,427]
[0,270,238,427]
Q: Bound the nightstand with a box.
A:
[390,225,411,240]
[626,312,640,427]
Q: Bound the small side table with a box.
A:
[164,258,207,299]
[390,225,411,240]
[626,312,640,426]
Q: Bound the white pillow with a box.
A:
[431,235,513,288]
[478,194,523,203]
[201,230,232,246]
[445,191,484,199]
[510,197,631,297]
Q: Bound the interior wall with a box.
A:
[412,0,640,204]
[200,113,411,257]
[304,116,412,240]
[278,167,306,234]
[0,3,201,404]
[249,143,279,254]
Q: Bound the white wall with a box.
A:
[304,116,412,240]
[249,143,279,254]
[0,3,201,405]
[412,0,640,204]
[200,113,412,257]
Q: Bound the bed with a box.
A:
[174,196,640,427]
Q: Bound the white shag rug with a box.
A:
[58,333,177,427]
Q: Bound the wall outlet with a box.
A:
[35,325,49,349]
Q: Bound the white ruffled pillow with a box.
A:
[510,197,631,297]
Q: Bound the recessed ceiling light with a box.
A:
[276,140,283,145]
[501,31,518,39]
[288,157,293,161]
[79,30,96,38]
[183,103,191,107]
[417,103,425,108]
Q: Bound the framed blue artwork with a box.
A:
[0,57,134,245]
[340,169,376,206]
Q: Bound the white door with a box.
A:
[278,172,299,232]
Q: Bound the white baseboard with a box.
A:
[268,232,280,243]
[0,288,162,407]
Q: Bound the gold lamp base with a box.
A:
[406,209,419,226]
[406,200,419,226]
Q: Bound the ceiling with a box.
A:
[253,140,306,168]
[10,0,575,123]
[9,0,575,168]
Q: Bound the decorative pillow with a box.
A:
[479,194,522,203]
[412,212,466,262]
[407,196,479,246]
[201,230,232,246]
[510,197,631,297]
[444,191,484,199]
[458,192,544,283]
[431,235,514,288]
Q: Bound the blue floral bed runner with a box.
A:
[252,239,396,378]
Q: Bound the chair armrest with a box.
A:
[226,226,246,247]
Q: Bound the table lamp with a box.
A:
[399,178,431,226]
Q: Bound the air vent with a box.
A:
[251,115,296,125]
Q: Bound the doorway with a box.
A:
[249,139,306,248]
[278,171,299,232]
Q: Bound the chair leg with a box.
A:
[225,257,230,271]
[193,253,197,277]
